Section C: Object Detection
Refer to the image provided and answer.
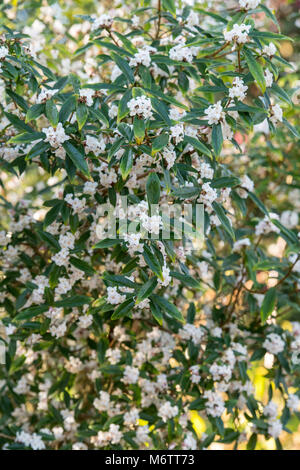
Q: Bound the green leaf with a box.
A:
[108,137,125,162]
[172,186,200,198]
[93,239,122,249]
[244,48,266,93]
[260,5,280,32]
[248,191,269,216]
[170,271,201,290]
[111,53,135,83]
[120,148,133,180]
[118,88,132,122]
[136,277,158,304]
[45,100,59,127]
[212,123,223,157]
[151,133,169,155]
[184,136,212,158]
[70,257,95,276]
[261,287,277,323]
[146,173,160,205]
[63,141,90,177]
[44,202,63,228]
[212,201,235,241]
[5,112,34,132]
[133,116,145,143]
[162,0,176,17]
[37,230,60,250]
[143,245,163,280]
[15,305,49,321]
[76,102,88,130]
[55,295,91,308]
[111,299,134,320]
[151,295,184,323]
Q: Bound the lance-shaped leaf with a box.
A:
[136,277,158,304]
[146,172,160,205]
[111,299,134,320]
[212,201,235,241]
[63,141,90,178]
[120,148,133,180]
[151,133,169,155]
[244,48,266,93]
[261,287,277,323]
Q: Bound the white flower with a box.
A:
[131,15,139,28]
[182,432,197,450]
[42,123,70,148]
[204,390,225,417]
[83,181,98,195]
[16,430,45,450]
[127,96,153,120]
[263,42,277,57]
[91,14,113,31]
[85,135,106,156]
[129,46,156,68]
[170,124,184,144]
[263,333,285,355]
[270,103,283,125]
[107,286,126,305]
[229,77,248,101]
[79,89,94,106]
[264,68,274,88]
[224,24,251,44]
[199,162,214,180]
[163,144,177,169]
[158,401,178,422]
[0,45,9,60]
[36,88,58,103]
[255,213,280,236]
[204,101,224,125]
[268,420,283,438]
[281,210,298,229]
[122,365,139,384]
[169,44,198,63]
[108,424,122,444]
[239,0,261,9]
[158,264,171,287]
[287,394,300,412]
[264,401,278,420]
[199,182,218,207]
[94,390,110,412]
[233,238,251,252]
[78,315,93,329]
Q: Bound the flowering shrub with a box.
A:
[0,0,299,451]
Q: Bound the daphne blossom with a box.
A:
[224,24,251,44]
[204,101,224,125]
[127,96,153,120]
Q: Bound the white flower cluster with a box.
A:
[16,430,46,450]
[42,122,70,148]
[263,42,277,57]
[255,213,280,236]
[129,45,156,68]
[36,88,58,103]
[224,24,251,44]
[229,77,248,101]
[204,100,224,125]
[169,43,199,63]
[85,135,106,156]
[79,88,94,106]
[239,0,261,9]
[0,45,9,59]
[263,333,285,355]
[127,95,153,120]
[91,14,113,31]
